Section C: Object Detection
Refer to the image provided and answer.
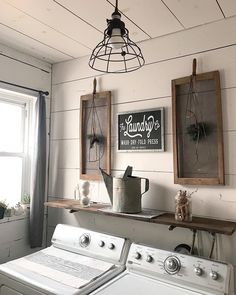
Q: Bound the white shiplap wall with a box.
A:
[49,16,236,273]
[0,43,51,263]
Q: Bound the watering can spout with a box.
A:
[99,168,113,203]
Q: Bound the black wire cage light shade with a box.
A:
[89,0,145,74]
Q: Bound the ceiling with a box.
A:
[0,0,236,64]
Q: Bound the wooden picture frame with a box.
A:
[80,90,111,180]
[172,66,224,185]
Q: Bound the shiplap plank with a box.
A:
[118,0,183,37]
[48,168,79,198]
[224,131,236,175]
[163,0,223,28]
[222,88,236,131]
[4,0,103,50]
[51,82,87,112]
[49,139,79,169]
[217,0,236,17]
[0,54,51,94]
[50,110,79,140]
[0,1,90,59]
[0,43,51,72]
[54,0,149,43]
[0,24,69,64]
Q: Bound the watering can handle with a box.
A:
[141,178,149,195]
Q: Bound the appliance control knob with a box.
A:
[210,271,219,280]
[108,243,115,250]
[98,240,105,247]
[135,252,142,260]
[146,255,153,263]
[194,267,203,276]
[164,256,181,274]
[79,234,90,247]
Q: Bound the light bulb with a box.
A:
[110,28,124,49]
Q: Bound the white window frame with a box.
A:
[0,88,36,204]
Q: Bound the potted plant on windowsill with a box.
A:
[21,193,30,214]
[4,205,14,218]
[0,200,7,219]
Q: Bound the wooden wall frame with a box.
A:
[80,89,111,180]
[172,66,224,185]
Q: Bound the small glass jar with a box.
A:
[175,190,192,222]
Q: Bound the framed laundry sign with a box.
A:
[118,108,164,151]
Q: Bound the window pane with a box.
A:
[0,101,24,152]
[0,157,22,206]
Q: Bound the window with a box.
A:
[0,88,36,206]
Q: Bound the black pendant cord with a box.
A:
[113,0,120,16]
[184,59,211,165]
[88,78,104,163]
[0,79,49,96]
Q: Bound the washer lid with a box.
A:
[0,246,118,291]
[92,273,214,295]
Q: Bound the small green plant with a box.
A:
[0,199,7,219]
[5,206,14,217]
[0,199,7,209]
[22,193,30,204]
[186,120,212,141]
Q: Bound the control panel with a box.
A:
[127,243,232,294]
[51,224,129,264]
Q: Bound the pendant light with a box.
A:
[89,0,145,73]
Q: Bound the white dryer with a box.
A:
[0,224,130,295]
[91,243,235,295]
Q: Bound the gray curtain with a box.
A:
[29,92,46,248]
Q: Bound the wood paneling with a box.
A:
[49,16,236,266]
[217,0,236,17]
[118,0,183,37]
[53,0,149,42]
[163,0,223,28]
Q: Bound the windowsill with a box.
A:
[0,213,29,225]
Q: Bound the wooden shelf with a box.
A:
[44,199,109,212]
[45,199,236,236]
[150,213,236,235]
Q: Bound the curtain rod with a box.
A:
[0,79,49,96]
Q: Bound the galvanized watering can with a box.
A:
[100,166,149,213]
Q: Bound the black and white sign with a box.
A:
[118,108,164,151]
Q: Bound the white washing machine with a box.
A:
[91,243,235,295]
[0,224,130,295]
